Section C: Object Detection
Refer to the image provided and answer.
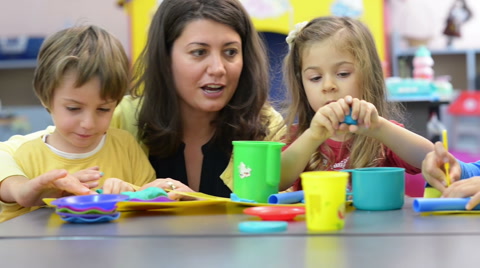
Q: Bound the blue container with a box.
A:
[0,36,45,60]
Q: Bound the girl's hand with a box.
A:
[310,97,351,140]
[344,96,380,134]
[102,178,135,194]
[421,141,462,192]
[139,178,196,200]
[442,177,480,210]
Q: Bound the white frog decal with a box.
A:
[238,162,252,179]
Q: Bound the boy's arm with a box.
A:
[0,126,55,182]
[0,170,93,207]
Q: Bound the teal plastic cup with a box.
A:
[345,167,405,211]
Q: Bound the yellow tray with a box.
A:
[172,191,309,207]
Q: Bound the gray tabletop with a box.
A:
[2,198,480,238]
[0,235,478,268]
[2,198,480,268]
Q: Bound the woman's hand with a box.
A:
[139,178,196,200]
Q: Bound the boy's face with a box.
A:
[47,71,116,153]
[300,39,361,112]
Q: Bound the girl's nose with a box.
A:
[322,76,337,92]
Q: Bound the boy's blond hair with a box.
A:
[33,25,129,108]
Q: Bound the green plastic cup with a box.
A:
[232,141,285,203]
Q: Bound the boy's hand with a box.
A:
[71,166,102,189]
[422,141,461,192]
[16,170,94,207]
[102,178,135,194]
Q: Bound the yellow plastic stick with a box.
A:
[442,129,451,187]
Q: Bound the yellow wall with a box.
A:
[123,0,157,63]
[125,0,385,63]
[250,0,385,62]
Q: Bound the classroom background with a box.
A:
[1,0,480,194]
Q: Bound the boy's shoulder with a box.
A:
[14,137,45,156]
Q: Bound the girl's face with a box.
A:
[171,19,243,116]
[48,71,116,153]
[301,39,361,112]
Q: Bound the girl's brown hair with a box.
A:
[283,16,404,170]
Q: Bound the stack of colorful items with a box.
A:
[51,194,129,223]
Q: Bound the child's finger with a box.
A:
[53,176,95,195]
[82,181,99,189]
[466,191,480,210]
[75,170,103,183]
[37,169,68,187]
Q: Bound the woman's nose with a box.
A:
[207,54,226,76]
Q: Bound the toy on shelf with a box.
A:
[413,46,434,80]
[386,77,453,102]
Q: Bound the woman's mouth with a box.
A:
[202,84,224,94]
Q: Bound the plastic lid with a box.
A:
[238,221,288,233]
[415,46,431,57]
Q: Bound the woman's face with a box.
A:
[171,19,243,116]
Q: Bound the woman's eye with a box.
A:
[225,48,238,57]
[191,49,206,57]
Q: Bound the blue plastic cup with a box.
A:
[344,167,405,211]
